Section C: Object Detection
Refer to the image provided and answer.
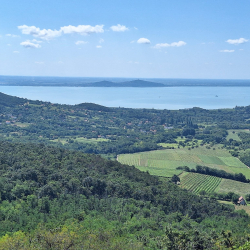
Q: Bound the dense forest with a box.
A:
[0,141,250,249]
[1,92,250,249]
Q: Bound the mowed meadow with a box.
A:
[117,145,250,178]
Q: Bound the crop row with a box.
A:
[180,173,222,194]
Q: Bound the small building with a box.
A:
[238,196,247,206]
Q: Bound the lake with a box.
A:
[1,86,250,110]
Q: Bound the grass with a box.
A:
[14,122,30,128]
[50,137,109,145]
[226,129,250,141]
[217,178,250,196]
[117,145,250,178]
[218,200,250,216]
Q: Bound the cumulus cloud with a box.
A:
[219,50,234,53]
[60,25,104,35]
[137,38,151,44]
[110,24,128,32]
[75,40,88,45]
[20,40,41,48]
[99,38,104,43]
[96,45,102,48]
[154,41,186,49]
[18,24,104,40]
[226,38,248,45]
[18,25,61,40]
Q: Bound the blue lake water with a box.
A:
[1,86,250,110]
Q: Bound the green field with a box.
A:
[226,129,250,141]
[118,145,250,178]
[217,178,250,196]
[179,172,222,194]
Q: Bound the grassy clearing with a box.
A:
[226,129,250,141]
[179,172,222,194]
[117,145,250,178]
[75,137,109,143]
[14,122,30,128]
[50,137,109,145]
[218,200,250,215]
[217,179,250,196]
[158,143,179,148]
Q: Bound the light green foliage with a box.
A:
[180,172,222,194]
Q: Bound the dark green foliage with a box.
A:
[75,102,112,112]
[171,174,180,184]
[0,141,249,249]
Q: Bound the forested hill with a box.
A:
[0,140,250,248]
[0,92,27,107]
[75,102,112,111]
[0,92,42,107]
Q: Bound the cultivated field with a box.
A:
[179,172,222,194]
[118,145,250,178]
[179,172,250,196]
[217,178,250,196]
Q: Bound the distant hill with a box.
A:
[85,79,165,87]
[75,102,112,111]
[120,79,165,87]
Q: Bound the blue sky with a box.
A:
[1,0,249,79]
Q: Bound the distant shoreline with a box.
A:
[1,76,250,87]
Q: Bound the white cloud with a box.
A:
[137,38,151,44]
[226,38,248,45]
[110,24,128,32]
[20,40,41,48]
[6,34,19,38]
[134,27,138,30]
[31,39,43,43]
[96,45,102,48]
[13,51,19,53]
[99,38,104,43]
[18,25,61,40]
[130,41,135,43]
[219,50,234,53]
[35,61,44,64]
[61,25,104,35]
[154,41,186,49]
[7,44,11,46]
[18,24,104,40]
[75,40,88,45]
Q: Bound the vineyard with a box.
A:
[179,172,222,194]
